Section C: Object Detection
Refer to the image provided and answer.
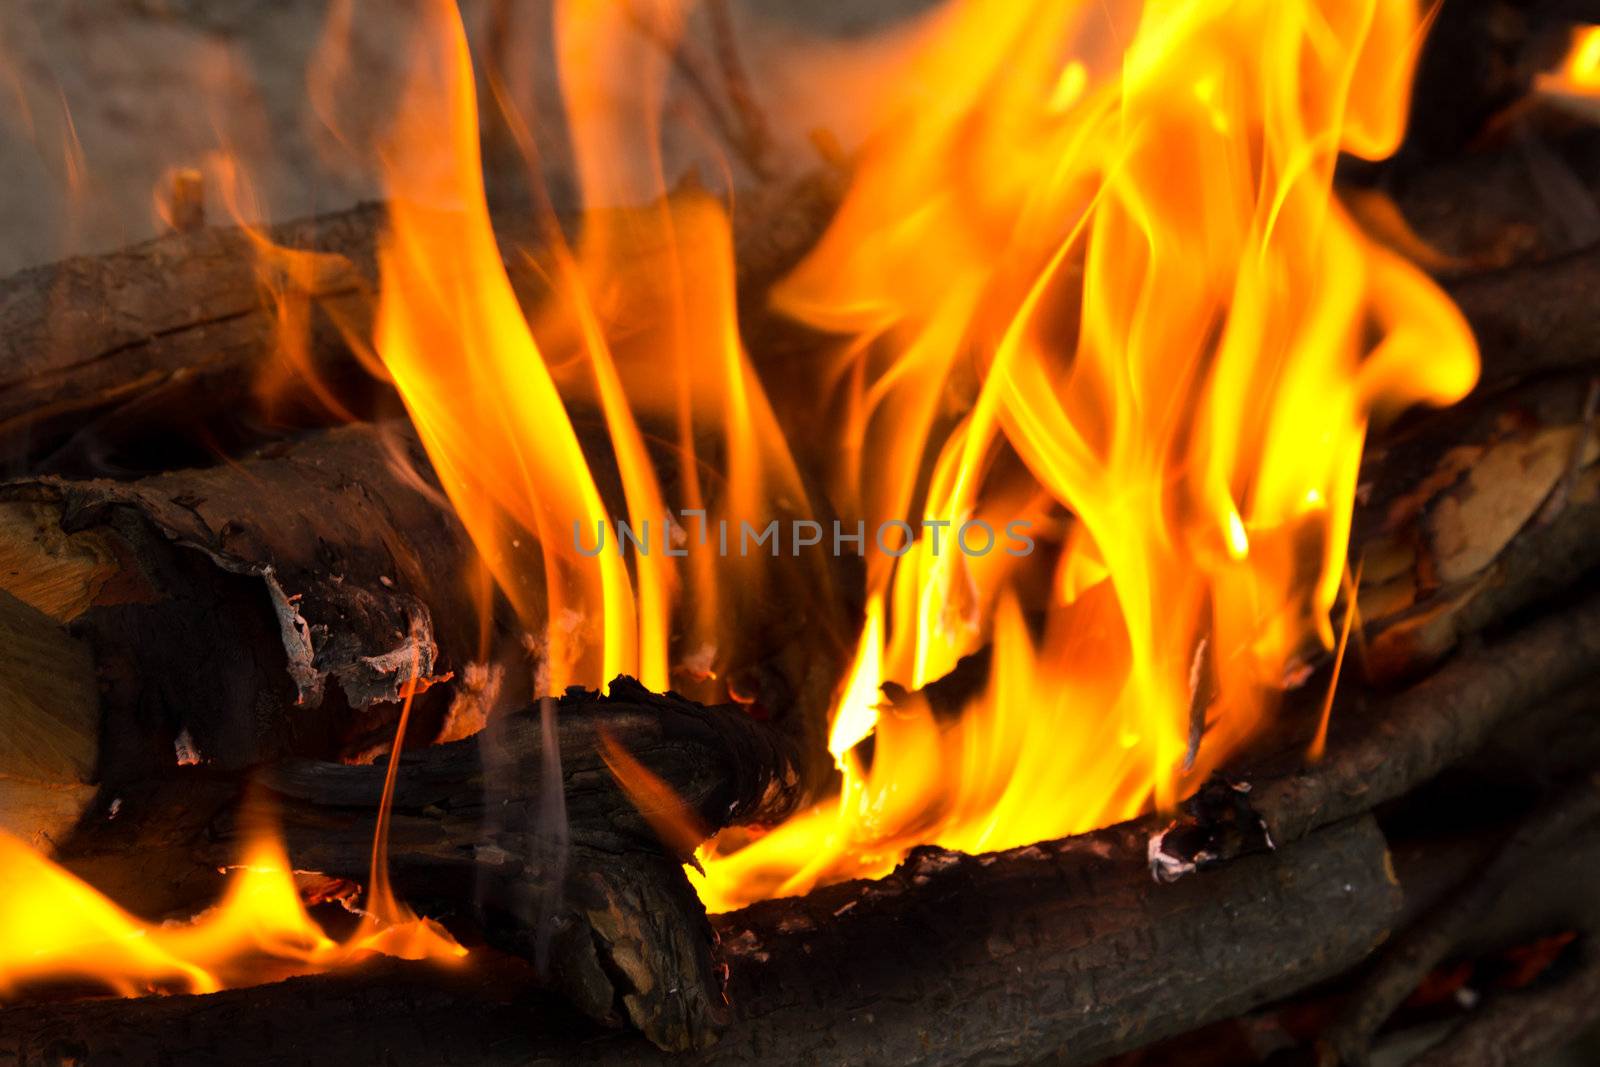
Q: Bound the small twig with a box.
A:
[1320,772,1600,1066]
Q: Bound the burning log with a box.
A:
[45,679,803,1052]
[6,634,1595,1066]
[0,174,837,475]
[0,807,1396,1065]
[1151,587,1600,877]
[27,583,1600,1061]
[0,206,388,472]
[0,421,488,780]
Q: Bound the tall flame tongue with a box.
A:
[691,0,1478,910]
[366,0,812,699]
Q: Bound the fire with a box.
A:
[690,0,1478,909]
[1539,25,1600,97]
[0,823,461,1000]
[354,0,815,704]
[323,0,1476,910]
[0,674,461,999]
[4,0,1481,960]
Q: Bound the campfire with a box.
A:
[2,0,1599,1062]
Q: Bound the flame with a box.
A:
[691,0,1478,909]
[351,0,811,700]
[343,659,466,961]
[0,819,461,1000]
[0,830,328,998]
[1539,26,1600,97]
[292,0,1476,915]
[0,664,461,1000]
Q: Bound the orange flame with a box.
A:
[1539,25,1600,98]
[299,0,1475,917]
[0,816,462,1000]
[0,665,462,999]
[691,0,1478,910]
[353,0,811,701]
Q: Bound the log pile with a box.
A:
[3,30,1600,1067]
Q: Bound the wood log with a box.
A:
[45,679,803,1053]
[0,588,99,843]
[0,205,389,473]
[1152,587,1600,875]
[16,584,1599,1061]
[1405,941,1600,1067]
[0,174,838,476]
[0,813,1397,1067]
[0,421,489,780]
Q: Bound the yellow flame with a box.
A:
[694,0,1477,910]
[0,656,461,999]
[0,819,462,1000]
[1539,25,1600,96]
[285,0,1477,916]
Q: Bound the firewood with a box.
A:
[0,588,99,843]
[46,679,804,1053]
[1153,589,1600,875]
[0,205,388,471]
[1404,940,1600,1067]
[0,421,488,779]
[1322,772,1600,1065]
[0,175,837,474]
[26,583,1600,1060]
[0,813,1396,1066]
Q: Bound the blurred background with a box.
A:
[0,0,946,276]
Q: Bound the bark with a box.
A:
[0,175,839,476]
[0,421,487,780]
[48,679,803,1053]
[1153,588,1600,875]
[0,205,388,473]
[0,814,1397,1067]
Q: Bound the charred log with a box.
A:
[0,813,1396,1066]
[0,421,488,780]
[0,174,838,477]
[48,679,802,1052]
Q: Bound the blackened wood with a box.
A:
[47,679,803,1052]
[1405,941,1600,1067]
[1152,589,1600,879]
[1449,247,1600,391]
[0,421,486,778]
[0,814,1396,1067]
[1324,772,1600,1065]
